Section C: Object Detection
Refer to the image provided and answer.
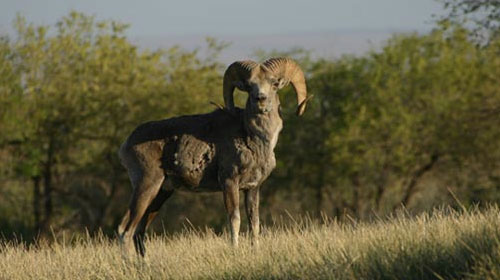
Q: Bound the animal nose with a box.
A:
[255,94,267,102]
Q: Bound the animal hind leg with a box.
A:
[118,168,165,256]
[134,187,174,257]
[118,210,130,237]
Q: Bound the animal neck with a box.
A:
[243,101,283,151]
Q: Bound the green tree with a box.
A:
[0,12,227,239]
[440,0,500,42]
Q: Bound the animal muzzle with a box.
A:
[252,98,272,113]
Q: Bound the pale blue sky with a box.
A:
[1,0,444,36]
[0,0,446,60]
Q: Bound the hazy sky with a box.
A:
[1,0,444,36]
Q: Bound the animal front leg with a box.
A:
[223,183,240,246]
[245,188,260,246]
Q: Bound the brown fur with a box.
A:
[118,103,282,256]
[118,58,306,257]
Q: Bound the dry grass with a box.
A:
[1,207,500,279]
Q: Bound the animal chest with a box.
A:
[229,140,277,190]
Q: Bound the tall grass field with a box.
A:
[1,207,500,279]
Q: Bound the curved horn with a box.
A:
[262,57,309,116]
[223,60,258,111]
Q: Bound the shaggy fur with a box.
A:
[117,57,307,257]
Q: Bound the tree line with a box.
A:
[0,2,499,241]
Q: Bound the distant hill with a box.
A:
[131,30,422,63]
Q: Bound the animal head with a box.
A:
[223,57,310,116]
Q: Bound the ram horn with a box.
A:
[262,57,309,116]
[223,60,259,111]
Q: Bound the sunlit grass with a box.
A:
[1,207,500,279]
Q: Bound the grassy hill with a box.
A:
[1,207,500,279]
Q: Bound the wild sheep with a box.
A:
[117,57,310,256]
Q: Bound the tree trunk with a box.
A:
[397,153,439,210]
[32,176,41,235]
[315,160,325,218]
[94,155,121,231]
[374,164,389,213]
[40,137,54,235]
[315,95,327,219]
[350,174,361,217]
